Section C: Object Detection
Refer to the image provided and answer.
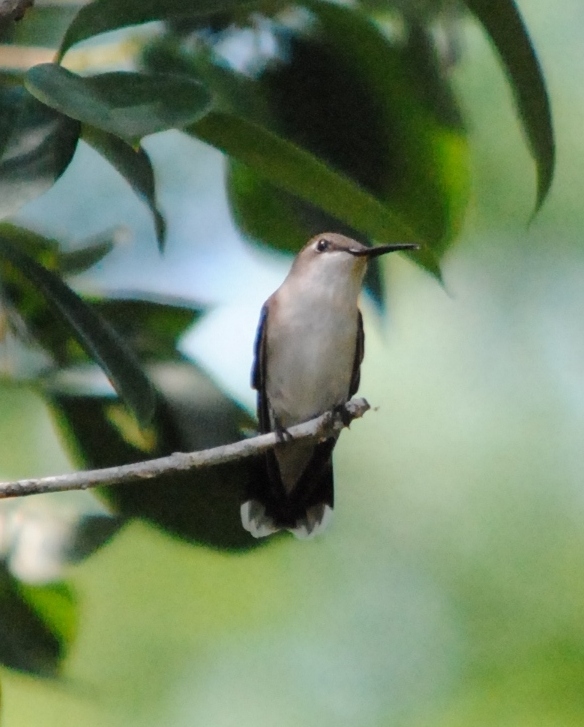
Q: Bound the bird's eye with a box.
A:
[315,238,329,253]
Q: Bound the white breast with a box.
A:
[265,275,361,428]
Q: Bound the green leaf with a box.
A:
[0,566,76,677]
[0,238,198,369]
[57,234,115,275]
[227,160,321,253]
[192,110,419,246]
[0,86,79,219]
[0,222,59,260]
[17,581,77,656]
[58,0,271,61]
[0,240,157,426]
[0,223,114,275]
[299,1,468,255]
[91,297,203,360]
[46,362,263,551]
[226,161,387,307]
[66,514,124,562]
[0,89,20,162]
[82,126,166,249]
[186,3,470,276]
[464,0,555,212]
[25,65,212,145]
[0,224,73,367]
[0,224,116,369]
[6,4,79,48]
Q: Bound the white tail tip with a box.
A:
[241,501,333,539]
[292,503,333,539]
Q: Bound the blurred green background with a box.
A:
[2,1,584,725]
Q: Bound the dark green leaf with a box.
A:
[464,0,554,212]
[188,3,470,276]
[192,110,419,246]
[58,0,272,60]
[0,566,76,677]
[0,88,20,160]
[17,580,77,657]
[91,297,202,360]
[300,1,468,255]
[66,514,125,562]
[227,160,317,253]
[25,65,212,144]
[0,224,116,368]
[0,240,157,425]
[0,86,79,219]
[146,42,272,123]
[227,161,387,307]
[82,126,166,249]
[4,5,79,48]
[0,225,74,365]
[0,240,199,369]
[0,222,59,259]
[57,233,114,275]
[46,362,263,551]
[0,223,113,275]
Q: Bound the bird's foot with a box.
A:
[333,402,354,428]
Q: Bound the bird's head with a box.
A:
[291,233,419,286]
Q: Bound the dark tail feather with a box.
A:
[242,441,335,539]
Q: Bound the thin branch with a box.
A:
[0,0,34,23]
[0,398,371,500]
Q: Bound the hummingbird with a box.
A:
[241,233,419,539]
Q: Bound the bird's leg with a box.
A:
[273,415,294,443]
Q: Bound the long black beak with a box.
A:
[348,242,420,258]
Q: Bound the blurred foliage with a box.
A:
[0,229,157,425]
[49,363,262,550]
[0,566,75,677]
[0,86,79,219]
[0,0,558,715]
[225,3,469,270]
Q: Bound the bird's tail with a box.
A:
[241,443,335,539]
[241,499,333,539]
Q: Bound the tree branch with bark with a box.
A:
[0,398,371,499]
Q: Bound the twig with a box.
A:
[0,0,34,23]
[0,398,371,499]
